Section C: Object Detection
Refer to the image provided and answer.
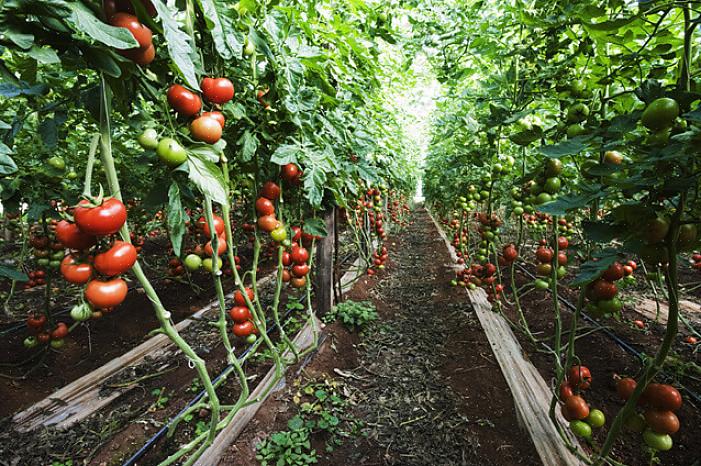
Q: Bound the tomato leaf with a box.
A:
[571,250,620,287]
[27,45,60,64]
[0,144,18,175]
[187,153,227,205]
[0,82,47,98]
[238,130,259,162]
[537,184,608,216]
[303,218,327,238]
[539,137,591,158]
[68,2,139,49]
[270,143,301,166]
[195,0,243,60]
[4,25,34,49]
[0,264,28,282]
[152,0,200,90]
[167,182,188,257]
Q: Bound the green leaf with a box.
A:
[167,182,188,257]
[539,138,590,158]
[537,185,607,215]
[270,143,300,165]
[303,218,327,237]
[571,250,620,286]
[195,0,243,59]
[4,25,34,49]
[187,153,228,205]
[0,144,18,175]
[0,82,47,97]
[287,415,305,431]
[239,130,259,162]
[152,0,200,89]
[27,45,60,64]
[0,264,28,282]
[68,2,139,49]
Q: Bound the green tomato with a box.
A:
[37,258,50,267]
[480,190,490,200]
[52,251,64,260]
[270,226,287,242]
[570,79,587,97]
[157,138,188,167]
[534,279,549,290]
[138,128,160,150]
[23,336,38,348]
[184,254,203,271]
[597,297,622,315]
[557,266,567,279]
[544,177,561,194]
[70,303,92,322]
[567,123,587,138]
[570,420,592,438]
[567,103,590,123]
[450,279,457,286]
[468,283,476,290]
[535,192,552,205]
[50,338,65,349]
[243,39,256,57]
[641,98,680,131]
[624,412,646,433]
[545,159,563,177]
[202,257,223,273]
[245,333,257,344]
[529,183,541,195]
[586,409,606,428]
[48,156,66,171]
[66,170,78,180]
[513,207,524,216]
[643,429,673,451]
[49,260,61,269]
[646,127,671,146]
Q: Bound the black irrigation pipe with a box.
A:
[513,262,701,406]
[121,295,308,466]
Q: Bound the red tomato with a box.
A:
[535,247,553,263]
[291,246,310,264]
[623,265,634,276]
[74,198,127,236]
[567,365,592,390]
[56,220,96,250]
[282,251,291,266]
[85,278,128,308]
[110,13,152,49]
[200,77,234,104]
[37,332,50,344]
[201,111,225,128]
[292,264,310,277]
[204,234,227,256]
[627,260,638,270]
[291,226,302,242]
[616,377,637,400]
[602,262,624,281]
[633,320,645,329]
[557,236,569,250]
[255,197,275,216]
[559,381,574,400]
[232,321,255,337]
[588,279,617,300]
[228,306,252,323]
[60,255,93,284]
[197,214,225,236]
[50,322,69,340]
[121,43,155,65]
[234,288,254,306]
[261,181,281,200]
[257,215,279,233]
[502,245,518,263]
[644,410,680,435]
[94,241,137,276]
[643,384,682,411]
[281,163,300,183]
[291,276,307,288]
[564,395,590,420]
[167,84,202,117]
[282,269,291,282]
[27,314,47,330]
[190,115,222,144]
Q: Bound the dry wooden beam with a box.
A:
[314,208,335,317]
[632,297,701,324]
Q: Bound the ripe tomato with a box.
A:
[204,235,227,256]
[281,163,300,183]
[502,245,518,263]
[282,251,291,266]
[282,269,291,282]
[616,377,637,400]
[567,365,592,390]
[37,332,50,344]
[589,279,617,301]
[167,84,201,117]
[623,265,634,276]
[643,383,682,411]
[74,198,127,236]
[292,264,310,277]
[200,77,234,104]
[291,276,307,288]
[122,43,155,65]
[602,262,624,281]
[60,255,93,284]
[255,197,275,216]
[94,241,137,276]
[557,236,569,250]
[110,13,152,49]
[557,252,568,266]
[197,214,225,237]
[257,215,279,233]
[234,288,254,306]
[50,322,69,340]
[201,111,225,128]
[564,395,590,420]
[559,381,574,400]
[291,226,302,242]
[228,306,252,323]
[644,410,679,435]
[232,321,255,337]
[190,115,222,144]
[56,220,96,250]
[535,246,553,263]
[85,278,128,309]
[27,314,47,330]
[291,246,310,264]
[261,181,281,200]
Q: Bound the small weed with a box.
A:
[322,300,377,330]
[148,387,170,411]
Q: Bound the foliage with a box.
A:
[322,300,378,329]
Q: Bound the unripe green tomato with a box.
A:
[157,138,188,167]
[70,303,93,322]
[513,207,524,216]
[450,279,457,286]
[493,162,504,173]
[245,333,257,344]
[138,128,160,149]
[534,279,549,290]
[624,412,646,433]
[270,226,287,242]
[586,409,606,428]
[535,193,552,205]
[184,254,203,271]
[480,190,490,200]
[49,260,61,269]
[48,156,66,171]
[597,297,622,314]
[529,183,541,195]
[544,177,561,194]
[37,258,50,267]
[557,266,567,279]
[643,429,673,451]
[467,201,477,210]
[468,283,476,290]
[244,39,256,57]
[50,338,65,349]
[570,420,592,438]
[66,170,78,180]
[23,336,38,348]
[202,257,222,272]
[641,97,680,131]
[458,196,466,203]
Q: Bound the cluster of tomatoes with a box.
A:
[559,365,606,439]
[28,226,64,275]
[104,1,157,66]
[616,377,682,452]
[526,158,565,207]
[56,198,135,314]
[181,213,233,274]
[255,180,287,241]
[24,315,69,349]
[690,252,701,270]
[475,212,501,264]
[137,77,235,167]
[228,288,258,342]
[367,188,388,241]
[585,261,635,319]
[367,246,389,276]
[24,269,47,290]
[281,237,311,289]
[388,195,410,227]
[532,237,568,290]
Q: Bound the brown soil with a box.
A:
[220,209,540,466]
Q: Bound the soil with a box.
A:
[221,208,540,466]
[498,262,701,466]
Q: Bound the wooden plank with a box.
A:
[12,274,275,432]
[314,208,335,317]
[427,210,585,466]
[193,316,319,466]
[633,297,701,324]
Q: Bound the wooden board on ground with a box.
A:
[193,316,320,466]
[633,297,701,324]
[12,275,275,432]
[427,210,585,466]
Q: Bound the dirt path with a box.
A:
[224,208,540,465]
